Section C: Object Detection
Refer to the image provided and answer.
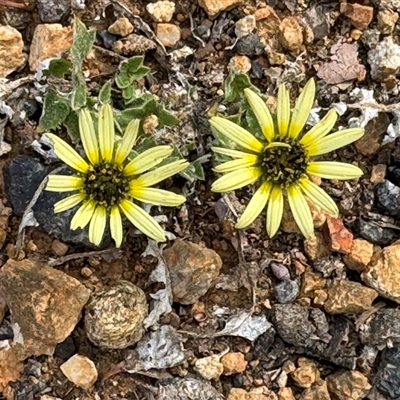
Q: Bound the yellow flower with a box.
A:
[210,79,364,239]
[45,104,189,247]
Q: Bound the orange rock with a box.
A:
[0,346,24,392]
[0,25,25,78]
[221,352,248,375]
[292,358,320,388]
[29,24,73,71]
[279,17,303,52]
[324,280,378,314]
[343,239,374,272]
[325,217,353,254]
[340,3,373,30]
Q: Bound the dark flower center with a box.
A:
[83,162,130,207]
[260,140,308,187]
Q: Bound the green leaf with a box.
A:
[44,58,72,78]
[224,70,253,102]
[125,56,145,73]
[99,80,112,104]
[115,72,132,89]
[122,85,134,100]
[71,80,87,110]
[64,111,80,141]
[71,17,96,73]
[114,97,157,127]
[38,89,71,132]
[131,66,151,81]
[155,106,179,128]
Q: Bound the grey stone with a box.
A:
[274,280,299,304]
[37,0,70,23]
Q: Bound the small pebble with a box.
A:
[108,17,134,37]
[221,352,248,375]
[51,239,68,257]
[156,23,181,47]
[60,354,98,389]
[146,0,175,23]
[54,336,76,360]
[274,280,299,304]
[80,267,93,278]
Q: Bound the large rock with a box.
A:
[29,23,73,71]
[0,259,91,358]
[0,25,25,78]
[163,240,222,304]
[3,155,94,246]
[324,280,378,314]
[362,241,400,303]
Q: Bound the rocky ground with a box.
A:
[1,0,400,399]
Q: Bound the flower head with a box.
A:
[45,104,188,247]
[210,79,364,238]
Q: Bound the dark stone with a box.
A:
[375,180,400,218]
[3,155,93,246]
[55,336,76,360]
[256,337,293,369]
[253,325,276,361]
[37,0,70,22]
[272,304,358,368]
[387,166,400,187]
[0,319,14,340]
[274,280,299,304]
[232,374,245,388]
[98,30,118,49]
[305,4,331,40]
[194,25,211,41]
[251,60,264,79]
[3,155,50,216]
[273,304,317,347]
[356,218,397,246]
[375,342,400,399]
[362,309,400,347]
[236,33,264,56]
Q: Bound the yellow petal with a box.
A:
[89,205,107,246]
[98,103,115,162]
[211,167,262,193]
[79,108,99,165]
[119,199,166,242]
[110,205,123,247]
[288,79,315,139]
[114,119,140,165]
[130,187,186,206]
[244,88,274,142]
[266,186,283,238]
[300,109,338,147]
[287,184,314,239]
[307,161,363,180]
[131,159,189,187]
[70,200,96,230]
[124,145,173,176]
[211,147,256,159]
[54,193,85,213]
[46,175,84,192]
[306,128,364,156]
[298,177,338,215]
[236,181,272,229]
[277,84,290,137]
[46,133,89,173]
[214,155,258,173]
[210,117,264,153]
